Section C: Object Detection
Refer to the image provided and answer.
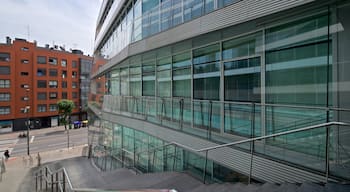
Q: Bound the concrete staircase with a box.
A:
[37,157,350,192]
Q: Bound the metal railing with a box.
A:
[34,163,176,192]
[123,121,348,184]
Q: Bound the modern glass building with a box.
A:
[90,0,350,184]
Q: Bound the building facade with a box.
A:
[90,0,350,183]
[0,37,93,132]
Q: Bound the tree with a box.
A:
[57,99,75,130]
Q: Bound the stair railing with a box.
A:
[131,121,348,184]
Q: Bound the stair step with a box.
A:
[259,183,280,192]
[325,182,350,192]
[297,182,325,192]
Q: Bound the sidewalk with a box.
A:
[0,125,68,141]
[0,144,87,192]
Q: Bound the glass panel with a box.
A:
[193,44,220,100]
[224,57,261,102]
[265,14,330,106]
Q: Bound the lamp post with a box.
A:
[25,88,30,155]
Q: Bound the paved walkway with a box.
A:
[0,145,87,192]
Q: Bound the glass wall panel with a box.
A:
[142,60,156,96]
[157,57,172,97]
[173,52,191,98]
[110,69,120,96]
[184,0,204,22]
[265,14,330,106]
[172,0,183,26]
[120,67,129,96]
[133,0,142,41]
[161,0,172,31]
[130,65,142,96]
[193,43,220,100]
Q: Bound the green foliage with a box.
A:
[57,99,75,129]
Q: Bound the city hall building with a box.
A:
[89,0,350,184]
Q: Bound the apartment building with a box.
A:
[89,0,350,184]
[0,37,93,132]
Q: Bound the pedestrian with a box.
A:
[4,150,10,161]
[36,153,41,167]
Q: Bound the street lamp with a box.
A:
[24,88,30,155]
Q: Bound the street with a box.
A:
[0,126,88,157]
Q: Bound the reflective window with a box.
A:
[172,52,191,98]
[142,60,155,96]
[157,57,171,97]
[193,43,220,100]
[265,15,330,106]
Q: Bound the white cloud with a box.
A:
[0,0,101,55]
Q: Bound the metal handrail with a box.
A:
[105,95,350,112]
[132,121,346,154]
[130,121,348,183]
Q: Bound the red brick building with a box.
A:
[0,37,93,132]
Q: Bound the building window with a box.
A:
[193,43,221,100]
[49,92,57,99]
[21,72,29,76]
[62,92,67,99]
[62,70,67,78]
[22,96,29,101]
[72,60,77,68]
[72,71,77,78]
[21,47,29,51]
[0,106,10,114]
[49,80,58,88]
[49,57,57,65]
[37,80,47,88]
[37,56,46,64]
[0,53,10,62]
[21,59,29,64]
[0,80,10,88]
[265,15,330,106]
[0,93,10,101]
[37,104,46,112]
[172,52,191,98]
[49,69,58,76]
[72,92,78,98]
[142,61,155,96]
[72,82,77,88]
[21,84,29,88]
[49,104,57,112]
[61,59,67,67]
[223,32,262,102]
[62,81,67,88]
[37,92,47,100]
[0,66,10,75]
[37,68,46,76]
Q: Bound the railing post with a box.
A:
[62,171,66,192]
[325,125,330,182]
[51,173,54,191]
[179,99,184,130]
[35,172,38,192]
[45,167,48,190]
[203,150,208,184]
[56,172,59,192]
[249,102,256,184]
[208,101,212,140]
[40,169,42,191]
[173,146,177,171]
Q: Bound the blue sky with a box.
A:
[0,0,102,55]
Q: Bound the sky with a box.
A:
[0,0,102,55]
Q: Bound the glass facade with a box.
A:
[95,1,350,182]
[97,0,243,59]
